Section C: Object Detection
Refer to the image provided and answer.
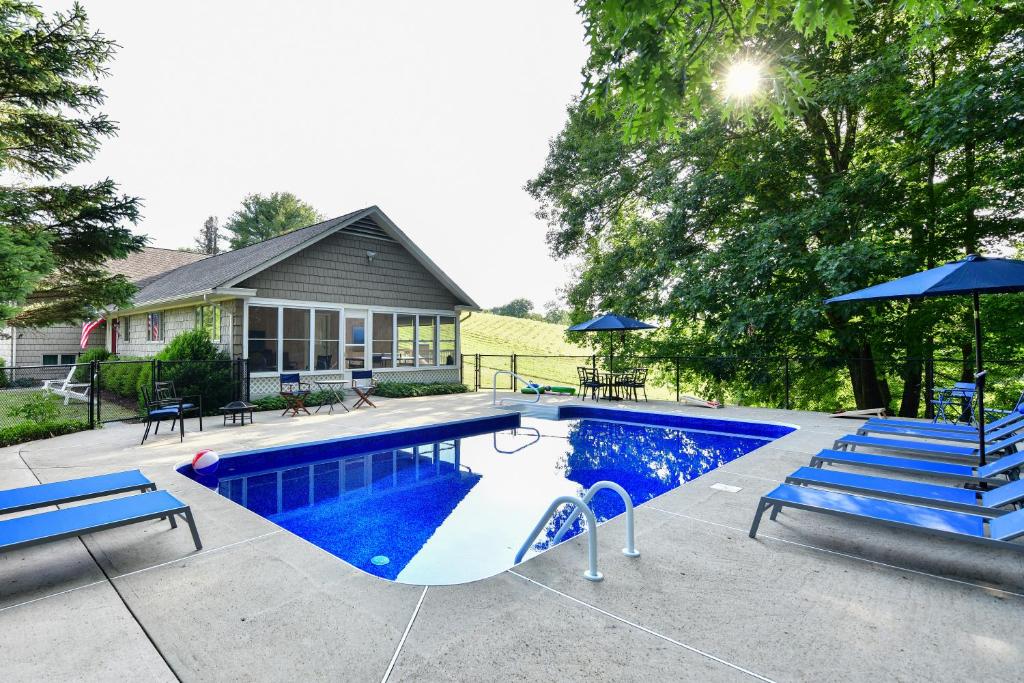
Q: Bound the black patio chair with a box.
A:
[279,373,311,416]
[141,385,203,445]
[620,368,649,402]
[577,367,602,401]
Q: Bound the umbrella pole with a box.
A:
[973,292,987,467]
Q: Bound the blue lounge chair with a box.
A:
[860,391,1024,434]
[856,419,1023,444]
[748,484,1024,551]
[809,448,1024,485]
[0,470,155,515]
[0,490,202,553]
[833,432,1024,463]
[785,466,1024,515]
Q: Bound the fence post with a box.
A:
[475,354,480,392]
[591,354,597,375]
[784,357,791,410]
[511,354,517,389]
[89,361,96,428]
[675,357,681,402]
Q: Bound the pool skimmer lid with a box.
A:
[710,483,742,493]
[371,555,390,566]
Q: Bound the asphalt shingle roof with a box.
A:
[106,247,209,288]
[132,208,371,305]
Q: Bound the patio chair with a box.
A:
[0,470,155,515]
[832,431,1024,463]
[856,416,1024,444]
[577,367,602,401]
[808,447,1024,486]
[350,370,377,409]
[0,490,202,554]
[783,466,1024,516]
[930,381,977,425]
[41,365,91,406]
[141,386,201,445]
[153,381,203,428]
[748,483,1024,553]
[279,373,311,416]
[620,367,649,402]
[861,397,1024,436]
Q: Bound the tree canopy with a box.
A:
[224,192,323,249]
[490,298,535,319]
[532,1,1024,413]
[0,1,144,327]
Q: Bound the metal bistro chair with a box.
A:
[279,373,312,416]
[620,367,649,402]
[577,367,602,401]
[141,385,202,444]
[931,381,978,425]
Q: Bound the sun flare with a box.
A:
[723,60,763,100]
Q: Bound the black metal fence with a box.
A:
[0,358,249,434]
[461,353,1024,416]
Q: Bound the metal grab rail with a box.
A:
[492,370,542,407]
[551,481,640,558]
[493,426,542,454]
[515,495,603,582]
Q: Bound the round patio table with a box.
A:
[314,379,350,414]
[598,371,631,401]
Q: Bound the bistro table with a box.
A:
[220,400,256,426]
[598,371,632,401]
[314,379,350,414]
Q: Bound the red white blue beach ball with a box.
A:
[192,449,220,476]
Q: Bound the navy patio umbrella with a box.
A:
[568,313,657,371]
[825,254,1024,466]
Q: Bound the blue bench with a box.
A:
[833,432,1024,462]
[809,448,1024,485]
[0,490,202,553]
[0,470,155,515]
[856,420,1022,445]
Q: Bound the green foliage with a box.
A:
[72,347,111,382]
[98,356,147,398]
[374,383,468,398]
[0,358,6,389]
[193,216,222,254]
[147,329,233,415]
[224,192,323,249]
[490,298,535,319]
[0,1,144,326]
[0,420,90,447]
[7,392,60,423]
[530,3,1024,414]
[576,0,1006,141]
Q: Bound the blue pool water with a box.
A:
[178,408,794,584]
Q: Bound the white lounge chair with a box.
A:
[41,365,92,405]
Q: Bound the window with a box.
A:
[42,354,58,366]
[146,312,163,341]
[396,315,415,367]
[282,308,310,372]
[121,316,131,342]
[345,312,366,369]
[417,315,436,366]
[439,316,456,366]
[60,354,77,365]
[247,306,278,372]
[195,304,222,343]
[314,309,340,370]
[372,314,394,369]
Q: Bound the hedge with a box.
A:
[0,420,91,448]
[374,382,468,398]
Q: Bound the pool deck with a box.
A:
[1,393,1021,682]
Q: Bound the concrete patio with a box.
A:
[1,392,1021,682]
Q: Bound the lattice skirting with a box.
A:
[248,368,461,398]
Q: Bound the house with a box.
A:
[2,207,478,396]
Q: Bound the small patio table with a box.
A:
[598,371,632,401]
[220,401,256,426]
[313,379,350,414]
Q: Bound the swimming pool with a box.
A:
[177,407,795,584]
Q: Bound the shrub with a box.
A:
[72,348,112,382]
[374,382,468,398]
[252,390,335,412]
[0,357,7,389]
[99,356,149,398]
[8,392,61,423]
[0,420,90,447]
[146,329,234,415]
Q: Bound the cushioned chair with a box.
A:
[141,385,201,444]
[279,373,311,416]
[577,367,602,401]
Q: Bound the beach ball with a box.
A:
[192,449,220,476]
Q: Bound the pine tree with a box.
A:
[193,216,222,255]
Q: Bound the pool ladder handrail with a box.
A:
[492,370,542,407]
[493,426,542,454]
[514,481,639,582]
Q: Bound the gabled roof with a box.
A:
[105,247,208,287]
[130,206,478,309]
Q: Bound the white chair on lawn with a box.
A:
[41,366,92,405]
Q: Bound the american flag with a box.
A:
[81,319,104,348]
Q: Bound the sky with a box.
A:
[43,1,589,310]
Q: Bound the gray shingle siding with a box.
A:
[114,304,232,358]
[239,231,462,309]
[3,324,104,367]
